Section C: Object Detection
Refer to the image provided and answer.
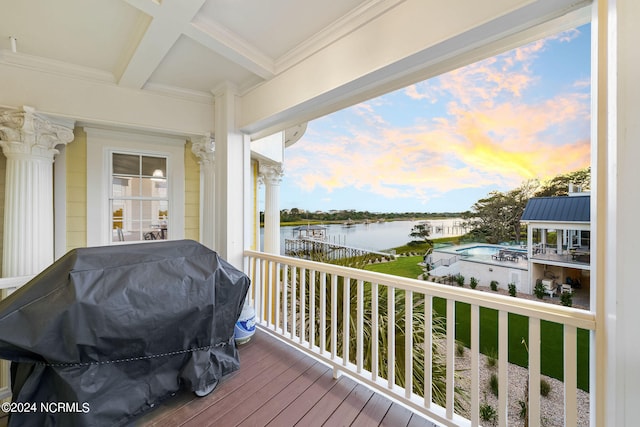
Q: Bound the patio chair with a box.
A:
[542,279,557,297]
[566,277,582,289]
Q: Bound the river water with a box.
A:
[261,218,466,254]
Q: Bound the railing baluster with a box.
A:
[300,267,306,345]
[246,256,254,308]
[343,276,350,366]
[564,324,578,426]
[331,274,338,363]
[424,294,432,408]
[254,257,262,322]
[371,282,379,381]
[320,271,326,354]
[276,263,282,333]
[498,310,509,427]
[267,260,273,328]
[471,304,479,427]
[405,290,413,399]
[356,279,364,374]
[291,265,297,340]
[282,264,288,335]
[529,317,541,426]
[310,269,316,350]
[446,298,455,419]
[388,286,395,389]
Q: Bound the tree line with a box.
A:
[275,209,461,224]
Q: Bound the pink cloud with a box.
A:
[284,28,590,203]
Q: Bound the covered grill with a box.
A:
[0,240,250,427]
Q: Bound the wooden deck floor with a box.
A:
[132,331,438,427]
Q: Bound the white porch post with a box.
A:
[0,106,74,277]
[213,83,249,268]
[259,163,283,254]
[556,229,563,254]
[191,134,215,249]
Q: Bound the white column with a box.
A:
[213,83,249,268]
[191,134,215,249]
[259,163,283,254]
[603,0,640,424]
[0,106,74,277]
[556,229,563,254]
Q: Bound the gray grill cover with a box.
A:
[0,240,250,426]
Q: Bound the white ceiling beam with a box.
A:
[119,0,207,89]
[184,17,275,80]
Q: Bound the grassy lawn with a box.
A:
[365,255,424,278]
[365,256,590,391]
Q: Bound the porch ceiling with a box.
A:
[1,0,378,95]
[1,0,590,136]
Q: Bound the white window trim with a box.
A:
[85,127,185,247]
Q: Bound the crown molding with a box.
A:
[0,50,116,84]
[275,0,407,73]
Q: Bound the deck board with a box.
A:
[293,376,358,426]
[130,331,438,426]
[350,391,393,426]
[265,364,342,426]
[0,331,438,427]
[236,363,330,427]
[322,383,375,426]
[191,354,317,426]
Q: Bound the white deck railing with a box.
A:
[244,250,596,427]
[0,275,33,401]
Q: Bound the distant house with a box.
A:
[521,193,590,296]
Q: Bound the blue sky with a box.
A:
[279,24,591,213]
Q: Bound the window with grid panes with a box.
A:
[111,153,169,242]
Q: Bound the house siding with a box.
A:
[66,128,87,251]
[184,141,200,241]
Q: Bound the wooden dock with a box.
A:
[284,239,394,262]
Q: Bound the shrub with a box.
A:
[560,291,573,307]
[534,279,546,299]
[540,378,551,397]
[508,282,517,297]
[479,402,497,425]
[469,277,478,289]
[455,274,465,286]
[490,280,499,291]
[485,348,498,369]
[518,399,527,420]
[456,342,465,357]
[489,373,499,397]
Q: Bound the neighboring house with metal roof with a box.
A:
[521,193,591,299]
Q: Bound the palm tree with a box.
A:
[284,253,468,411]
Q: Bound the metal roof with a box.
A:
[521,195,590,222]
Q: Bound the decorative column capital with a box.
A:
[259,163,284,186]
[191,133,215,165]
[0,106,74,160]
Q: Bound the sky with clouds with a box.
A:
[279,24,591,213]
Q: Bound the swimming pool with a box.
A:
[455,245,526,257]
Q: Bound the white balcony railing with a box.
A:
[0,275,33,401]
[244,250,596,427]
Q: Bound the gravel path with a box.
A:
[453,350,590,426]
